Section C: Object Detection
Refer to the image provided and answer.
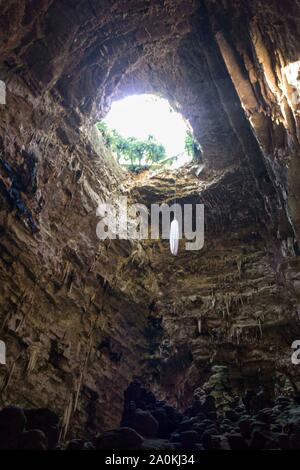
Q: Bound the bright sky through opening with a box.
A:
[103,94,192,168]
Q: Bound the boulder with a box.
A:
[225,410,239,422]
[202,395,216,413]
[255,408,273,425]
[152,408,174,439]
[178,417,198,432]
[125,409,159,438]
[83,441,95,450]
[201,431,214,450]
[18,429,48,450]
[141,439,174,450]
[0,406,27,450]
[238,417,253,438]
[249,429,277,450]
[180,430,200,449]
[24,408,60,450]
[96,427,144,450]
[66,439,85,450]
[24,408,59,429]
[43,425,60,450]
[227,433,248,450]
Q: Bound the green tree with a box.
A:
[120,136,135,166]
[96,122,169,170]
[111,130,128,163]
[144,135,166,164]
[184,132,194,157]
[185,132,202,161]
[133,140,147,166]
[97,122,113,147]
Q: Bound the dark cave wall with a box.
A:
[0,75,155,437]
[0,0,300,440]
[204,0,300,241]
[130,166,300,409]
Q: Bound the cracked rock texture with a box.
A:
[0,0,300,443]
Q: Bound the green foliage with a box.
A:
[96,122,167,169]
[97,121,201,171]
[96,122,113,147]
[185,131,202,161]
[144,135,166,164]
[184,132,194,157]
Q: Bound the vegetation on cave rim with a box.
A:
[97,121,200,172]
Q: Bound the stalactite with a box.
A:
[236,327,242,345]
[62,261,71,284]
[224,293,232,316]
[74,328,94,413]
[60,393,74,443]
[237,258,242,278]
[258,319,263,339]
[197,316,202,334]
[26,344,40,374]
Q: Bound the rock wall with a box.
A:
[131,166,300,408]
[0,75,156,439]
[205,0,300,240]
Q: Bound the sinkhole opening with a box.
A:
[96,94,202,172]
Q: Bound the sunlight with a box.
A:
[103,94,192,168]
[284,60,300,107]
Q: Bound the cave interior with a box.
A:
[1,0,300,451]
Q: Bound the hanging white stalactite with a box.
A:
[170,219,179,256]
